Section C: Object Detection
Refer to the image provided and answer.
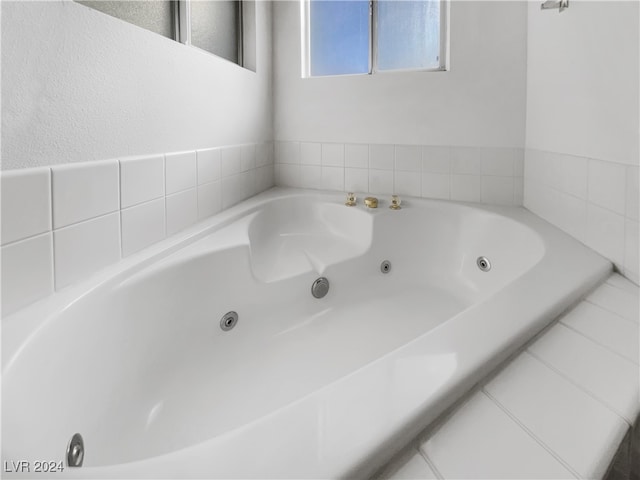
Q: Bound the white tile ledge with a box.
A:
[385,274,639,480]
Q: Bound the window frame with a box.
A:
[176,0,245,66]
[301,0,449,78]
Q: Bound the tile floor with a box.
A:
[381,273,639,480]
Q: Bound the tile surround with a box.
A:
[381,275,639,479]
[1,143,274,316]
[275,142,525,206]
[524,149,638,284]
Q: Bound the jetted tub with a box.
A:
[2,188,611,479]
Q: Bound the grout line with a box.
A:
[583,298,639,326]
[526,348,633,426]
[559,320,638,365]
[417,448,445,480]
[481,389,581,479]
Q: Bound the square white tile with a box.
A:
[394,171,421,197]
[52,160,119,229]
[197,148,221,185]
[561,301,638,364]
[300,165,322,189]
[345,168,368,193]
[370,145,395,170]
[165,151,197,194]
[485,352,628,479]
[240,144,256,172]
[369,169,393,194]
[277,164,300,187]
[395,145,421,172]
[220,146,242,177]
[345,144,369,169]
[626,166,639,221]
[276,141,301,164]
[300,142,321,165]
[481,148,514,176]
[421,173,450,200]
[1,233,53,316]
[321,144,345,167]
[481,176,514,205]
[422,146,450,174]
[166,188,198,235]
[121,199,165,257]
[255,165,275,193]
[1,167,51,245]
[450,147,481,175]
[321,166,344,191]
[586,204,625,269]
[559,154,588,199]
[588,159,627,215]
[120,155,164,208]
[221,174,248,210]
[386,451,437,480]
[197,181,222,220]
[54,212,121,289]
[586,283,639,323]
[555,192,588,243]
[420,392,574,479]
[450,175,481,202]
[256,143,273,167]
[528,324,639,423]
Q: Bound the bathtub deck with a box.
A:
[381,272,640,480]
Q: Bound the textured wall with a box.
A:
[1,0,273,170]
[272,1,528,149]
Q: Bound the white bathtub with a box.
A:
[2,188,611,479]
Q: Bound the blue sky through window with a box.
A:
[310,0,370,76]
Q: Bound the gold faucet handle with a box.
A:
[390,195,401,210]
[364,197,378,208]
[345,192,357,206]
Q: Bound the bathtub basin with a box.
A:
[1,188,611,478]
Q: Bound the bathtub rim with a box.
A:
[1,187,612,479]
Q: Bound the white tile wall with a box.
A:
[301,142,321,165]
[166,188,198,235]
[121,198,166,257]
[52,160,119,229]
[1,142,274,316]
[1,233,54,316]
[196,148,221,185]
[197,181,222,220]
[120,155,164,208]
[165,151,197,195]
[275,142,524,206]
[220,146,243,178]
[321,143,345,167]
[524,149,638,284]
[1,168,51,245]
[54,212,121,290]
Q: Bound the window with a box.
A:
[76,1,255,70]
[303,0,447,77]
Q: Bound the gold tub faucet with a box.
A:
[345,192,357,206]
[364,197,379,208]
[390,195,401,210]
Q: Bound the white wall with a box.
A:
[524,1,639,283]
[273,1,528,148]
[1,0,273,170]
[525,1,639,165]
